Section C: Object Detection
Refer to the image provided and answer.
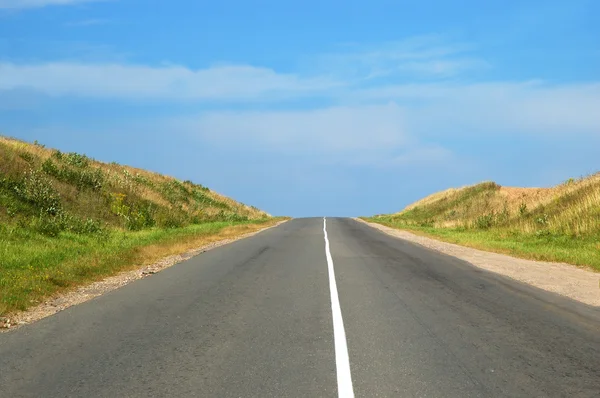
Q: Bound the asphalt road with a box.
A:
[1,218,599,397]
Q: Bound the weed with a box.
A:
[18,152,34,163]
[42,159,104,190]
[13,169,62,215]
[519,202,528,216]
[535,229,551,237]
[497,205,510,225]
[41,159,60,175]
[475,214,494,229]
[366,174,600,270]
[535,214,549,226]
[30,214,60,237]
[64,152,91,168]
[0,135,272,315]
[52,150,63,161]
[133,173,153,187]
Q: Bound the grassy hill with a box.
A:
[366,174,600,271]
[0,136,276,316]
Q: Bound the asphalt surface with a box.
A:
[1,218,599,397]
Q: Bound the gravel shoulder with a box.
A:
[0,220,287,331]
[357,218,600,307]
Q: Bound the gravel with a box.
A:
[357,218,600,307]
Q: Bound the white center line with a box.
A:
[323,217,355,398]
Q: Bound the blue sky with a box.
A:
[1,0,599,217]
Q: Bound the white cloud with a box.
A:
[165,103,454,169]
[2,61,599,141]
[0,0,101,9]
[314,35,486,80]
[182,103,409,153]
[158,79,600,168]
[356,81,600,135]
[0,62,340,100]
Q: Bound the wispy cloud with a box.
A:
[182,104,409,153]
[314,35,487,80]
[1,32,599,170]
[0,62,341,100]
[162,103,452,169]
[0,35,486,101]
[0,0,103,9]
[148,79,600,169]
[355,81,600,135]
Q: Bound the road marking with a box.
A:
[323,217,355,398]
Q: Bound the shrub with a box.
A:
[64,152,90,168]
[30,211,104,237]
[161,180,192,204]
[418,219,435,228]
[31,214,63,237]
[159,215,186,229]
[42,159,104,190]
[72,167,104,190]
[109,193,156,230]
[191,188,230,209]
[497,205,510,224]
[446,209,457,220]
[133,173,153,187]
[41,159,60,176]
[475,214,494,229]
[70,218,104,235]
[126,206,156,231]
[14,169,61,215]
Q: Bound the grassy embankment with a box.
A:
[0,136,279,316]
[365,176,600,271]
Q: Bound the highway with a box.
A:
[1,218,599,397]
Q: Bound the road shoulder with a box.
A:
[356,218,600,307]
[1,220,288,332]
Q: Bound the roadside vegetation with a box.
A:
[0,136,276,316]
[365,175,600,271]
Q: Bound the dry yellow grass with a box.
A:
[387,174,600,236]
[0,135,269,227]
[368,175,600,270]
[403,186,464,212]
[1,135,277,316]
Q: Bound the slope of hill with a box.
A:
[367,174,600,270]
[0,136,268,232]
[0,136,276,316]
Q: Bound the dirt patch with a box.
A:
[357,219,600,307]
[1,220,287,332]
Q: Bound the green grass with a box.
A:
[367,174,600,271]
[0,136,270,235]
[0,135,278,317]
[366,217,600,272]
[0,218,278,316]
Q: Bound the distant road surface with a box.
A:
[1,218,599,397]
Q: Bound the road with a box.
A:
[1,218,599,397]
